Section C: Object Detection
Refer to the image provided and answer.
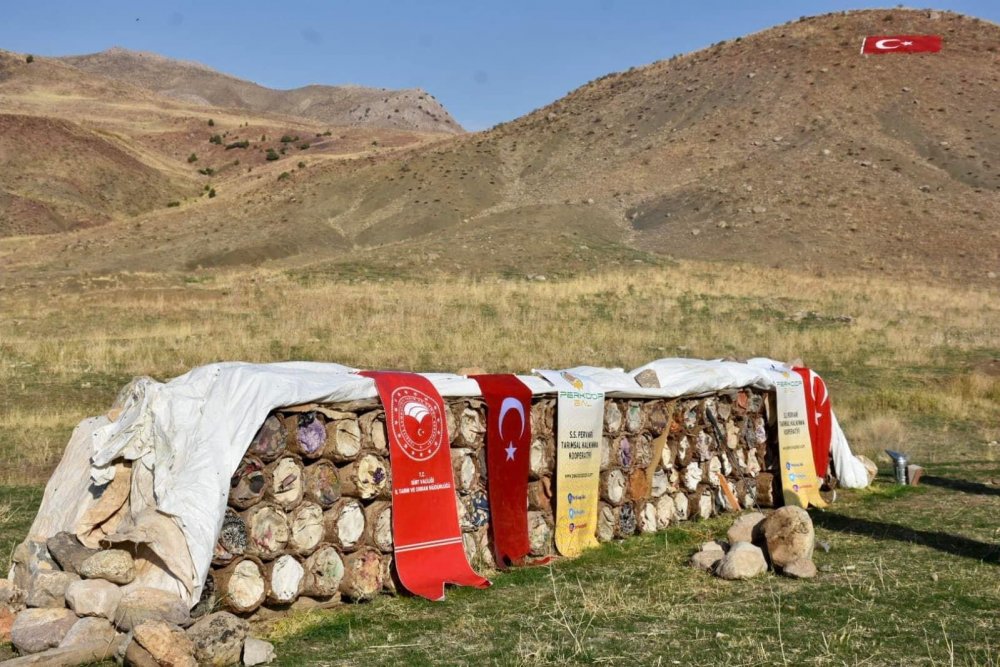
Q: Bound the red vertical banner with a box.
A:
[792,367,833,479]
[471,374,534,567]
[359,371,490,600]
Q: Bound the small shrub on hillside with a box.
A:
[208,118,215,127]
[277,172,291,181]
[187,153,198,163]
[322,130,332,136]
[298,143,310,150]
[25,54,34,63]
[297,161,306,169]
[280,135,299,143]
[208,188,217,198]
[225,140,249,150]
[209,134,223,145]
[166,201,181,208]
[265,149,279,161]
[198,167,215,176]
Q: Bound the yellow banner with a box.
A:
[537,370,604,557]
[774,373,827,509]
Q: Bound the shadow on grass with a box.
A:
[812,512,1000,564]
[919,475,1000,497]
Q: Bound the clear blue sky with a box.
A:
[2,1,997,130]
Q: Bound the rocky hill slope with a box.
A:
[58,47,462,134]
[2,9,997,285]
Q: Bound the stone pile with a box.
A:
[2,385,784,662]
[0,537,275,665]
[690,506,819,580]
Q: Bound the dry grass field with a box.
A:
[1,262,997,484]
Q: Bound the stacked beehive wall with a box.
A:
[208,388,778,614]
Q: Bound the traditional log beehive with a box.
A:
[207,388,780,614]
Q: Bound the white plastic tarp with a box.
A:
[17,357,868,608]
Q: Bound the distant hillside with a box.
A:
[2,9,998,286]
[58,47,463,134]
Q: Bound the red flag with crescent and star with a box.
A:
[471,374,540,567]
[792,367,833,479]
[861,35,941,54]
[359,371,490,600]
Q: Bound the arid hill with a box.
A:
[58,47,463,134]
[0,49,451,239]
[1,9,998,285]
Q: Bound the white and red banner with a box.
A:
[359,371,490,600]
[471,374,537,567]
[861,35,941,54]
[792,367,833,479]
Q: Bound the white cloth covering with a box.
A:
[17,358,868,606]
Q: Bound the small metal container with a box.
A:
[893,453,909,485]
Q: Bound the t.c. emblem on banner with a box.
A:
[359,371,490,600]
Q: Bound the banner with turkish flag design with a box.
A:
[861,35,941,54]
[359,371,490,600]
[792,367,833,479]
[471,374,537,567]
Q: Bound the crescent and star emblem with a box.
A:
[498,396,526,461]
[875,38,913,50]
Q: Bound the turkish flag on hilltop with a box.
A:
[861,35,941,54]
[471,374,538,567]
[791,367,832,479]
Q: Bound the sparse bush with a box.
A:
[166,201,181,208]
[322,130,332,136]
[297,161,306,169]
[225,140,249,150]
[298,143,310,150]
[261,134,266,141]
[207,118,215,127]
[277,171,291,181]
[198,167,215,176]
[371,140,379,146]
[265,148,279,161]
[209,134,223,145]
[25,54,34,63]
[208,188,217,198]
[187,153,198,163]
[280,135,299,143]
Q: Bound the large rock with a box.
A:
[761,506,815,568]
[133,620,198,667]
[26,570,80,608]
[715,542,768,580]
[727,511,766,545]
[243,637,276,666]
[782,558,818,579]
[115,587,190,631]
[11,607,78,654]
[46,532,99,574]
[186,611,249,666]
[690,550,724,572]
[79,549,136,585]
[856,455,878,484]
[0,579,25,610]
[65,578,122,620]
[125,640,161,667]
[59,616,118,647]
